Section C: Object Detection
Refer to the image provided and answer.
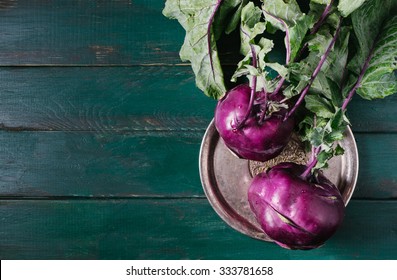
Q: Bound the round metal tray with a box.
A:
[199,120,359,241]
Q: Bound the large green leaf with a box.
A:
[163,0,244,99]
[337,0,367,17]
[346,0,397,99]
[305,93,335,118]
[261,0,302,26]
[214,0,248,37]
[349,0,397,75]
[319,26,350,86]
[358,16,397,99]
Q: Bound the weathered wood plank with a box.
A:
[347,98,397,133]
[0,199,395,259]
[0,131,396,199]
[0,131,204,197]
[0,67,214,131]
[0,0,184,65]
[1,67,396,132]
[354,134,397,199]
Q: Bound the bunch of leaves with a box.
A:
[163,0,397,170]
[297,0,397,168]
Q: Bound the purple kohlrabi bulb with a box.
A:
[248,162,345,250]
[215,84,295,162]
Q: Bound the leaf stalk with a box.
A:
[236,43,258,130]
[301,146,321,180]
[341,43,376,110]
[284,18,343,121]
[207,0,223,79]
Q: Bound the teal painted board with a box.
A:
[354,134,397,198]
[0,131,204,197]
[1,67,396,132]
[348,97,397,132]
[0,199,396,260]
[0,67,213,131]
[0,0,183,65]
[0,131,397,199]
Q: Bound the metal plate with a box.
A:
[199,120,359,242]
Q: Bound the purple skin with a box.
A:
[214,84,295,162]
[248,162,345,250]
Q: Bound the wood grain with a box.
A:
[0,199,395,259]
[1,67,396,132]
[0,0,184,65]
[0,67,213,131]
[0,131,396,199]
[0,131,203,197]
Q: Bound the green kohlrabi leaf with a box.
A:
[261,0,302,26]
[298,101,348,170]
[289,16,314,60]
[287,19,349,106]
[314,149,333,169]
[320,26,350,86]
[283,80,308,98]
[240,2,267,54]
[347,0,397,100]
[349,0,397,75]
[307,26,350,102]
[334,144,345,156]
[307,28,333,53]
[337,0,367,17]
[310,73,333,100]
[299,109,347,170]
[309,1,341,34]
[324,109,346,142]
[232,38,274,80]
[214,0,248,36]
[261,0,314,62]
[232,3,278,92]
[163,0,245,99]
[305,93,335,119]
[286,23,339,98]
[357,16,397,99]
[298,24,350,115]
[313,109,347,169]
[266,62,289,78]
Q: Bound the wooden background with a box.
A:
[0,0,396,259]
